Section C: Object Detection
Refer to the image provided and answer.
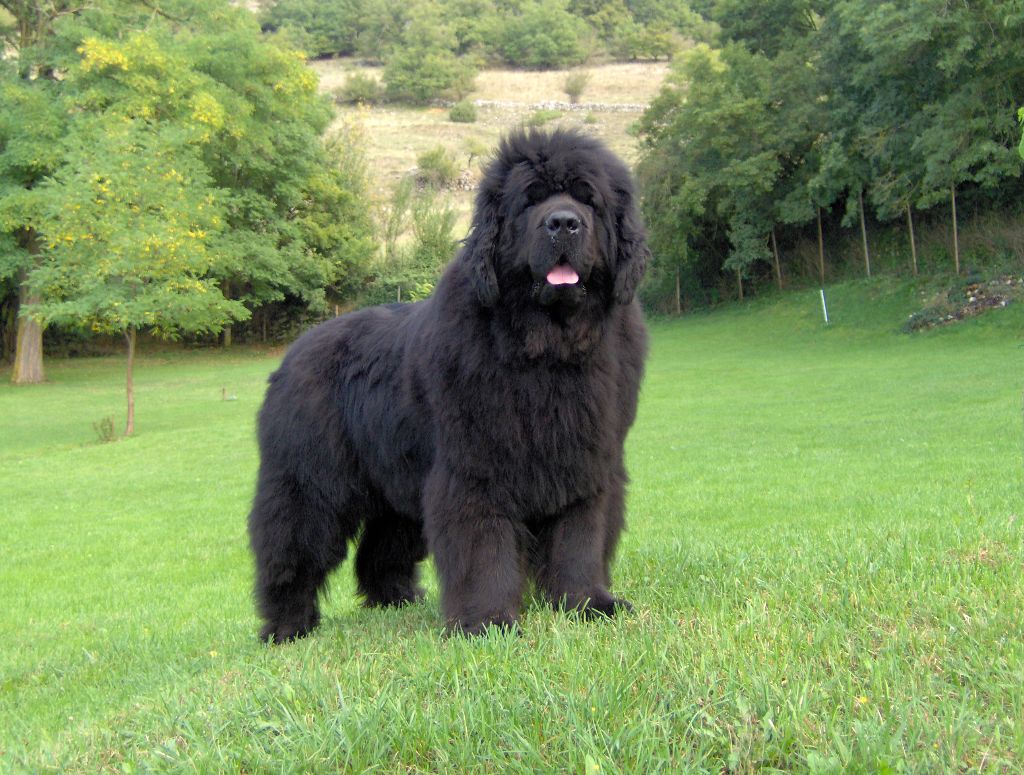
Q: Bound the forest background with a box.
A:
[2,0,1023,395]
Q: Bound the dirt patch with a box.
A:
[903,276,1023,332]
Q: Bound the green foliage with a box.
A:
[363,188,457,305]
[260,0,364,57]
[637,0,1024,310]
[383,1,477,104]
[527,108,563,127]
[0,0,376,348]
[448,98,478,122]
[29,116,247,339]
[562,70,591,103]
[416,145,460,188]
[496,0,590,68]
[336,71,385,105]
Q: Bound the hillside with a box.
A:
[312,59,669,222]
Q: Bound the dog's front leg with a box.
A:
[423,468,525,635]
[532,491,632,618]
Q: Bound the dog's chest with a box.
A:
[445,360,618,513]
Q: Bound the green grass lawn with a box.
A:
[1,279,1022,773]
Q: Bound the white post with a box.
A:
[820,288,830,325]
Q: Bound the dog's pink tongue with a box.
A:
[546,265,579,285]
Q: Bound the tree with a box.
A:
[710,0,819,57]
[28,117,246,435]
[383,1,477,103]
[497,0,590,69]
[638,43,819,304]
[1,0,375,382]
[0,1,79,383]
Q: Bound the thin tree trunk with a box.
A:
[817,207,825,286]
[906,203,918,277]
[674,269,681,315]
[736,268,744,301]
[951,185,960,276]
[770,227,782,290]
[125,327,137,437]
[221,280,232,347]
[12,266,45,385]
[858,188,871,278]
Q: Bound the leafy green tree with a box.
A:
[0,1,78,383]
[710,0,819,57]
[638,43,816,303]
[1,0,374,392]
[29,117,246,435]
[383,1,477,103]
[497,0,590,68]
[261,0,364,58]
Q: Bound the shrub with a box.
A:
[416,145,460,189]
[260,0,362,58]
[563,71,591,104]
[449,99,478,123]
[363,191,458,306]
[384,47,477,105]
[527,109,562,127]
[336,72,385,105]
[497,0,589,68]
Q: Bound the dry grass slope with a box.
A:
[311,59,670,231]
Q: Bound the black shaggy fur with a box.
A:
[248,128,649,640]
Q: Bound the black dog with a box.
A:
[248,128,649,639]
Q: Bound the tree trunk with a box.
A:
[770,227,782,290]
[906,203,918,277]
[11,268,45,385]
[736,268,744,301]
[858,188,871,278]
[674,269,681,315]
[817,207,825,286]
[0,290,16,363]
[951,185,960,276]
[221,280,233,347]
[124,327,137,437]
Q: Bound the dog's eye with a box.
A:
[569,181,593,205]
[526,182,548,204]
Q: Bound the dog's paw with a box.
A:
[259,612,319,644]
[448,612,520,638]
[560,590,633,620]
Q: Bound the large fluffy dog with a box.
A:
[249,128,648,640]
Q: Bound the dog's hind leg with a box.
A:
[355,509,427,608]
[248,474,354,643]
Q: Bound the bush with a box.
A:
[527,109,562,127]
[416,145,460,189]
[335,72,384,105]
[260,0,362,58]
[497,0,589,69]
[449,99,478,123]
[384,47,477,105]
[563,71,591,104]
[362,191,458,306]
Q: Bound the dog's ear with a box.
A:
[463,190,501,307]
[612,184,649,306]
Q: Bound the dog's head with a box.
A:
[462,128,649,311]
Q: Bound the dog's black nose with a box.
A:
[545,210,581,236]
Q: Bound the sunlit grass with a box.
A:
[1,280,1022,772]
